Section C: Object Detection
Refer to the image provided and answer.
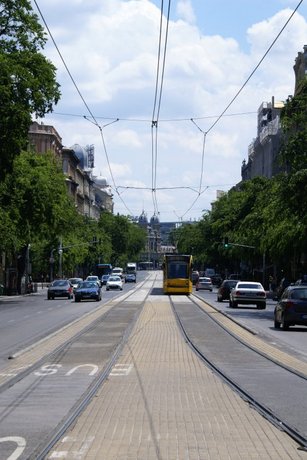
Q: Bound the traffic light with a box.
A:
[224,237,229,248]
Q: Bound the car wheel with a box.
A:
[217,296,221,302]
[274,317,280,328]
[281,316,289,330]
[75,298,80,302]
[196,288,198,291]
[106,288,109,291]
[232,301,238,308]
[229,300,233,308]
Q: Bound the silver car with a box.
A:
[195,277,213,291]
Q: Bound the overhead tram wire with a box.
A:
[177,0,304,221]
[33,0,133,216]
[150,0,172,218]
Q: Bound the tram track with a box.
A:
[170,294,307,452]
[0,275,158,460]
[0,276,153,394]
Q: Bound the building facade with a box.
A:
[241,45,306,182]
[28,122,113,218]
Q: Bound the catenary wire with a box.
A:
[176,0,304,220]
[34,1,303,221]
[33,0,133,216]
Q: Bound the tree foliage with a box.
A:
[280,79,307,172]
[0,0,61,179]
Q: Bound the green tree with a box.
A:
[0,0,60,179]
[280,79,307,172]
[0,151,79,277]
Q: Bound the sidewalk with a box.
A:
[47,287,305,459]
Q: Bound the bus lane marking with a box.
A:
[0,436,26,460]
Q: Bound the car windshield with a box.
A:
[225,281,237,287]
[87,277,97,281]
[199,278,211,282]
[52,280,68,286]
[237,283,262,289]
[109,276,120,281]
[80,281,97,288]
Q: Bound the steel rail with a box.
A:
[33,274,158,460]
[170,295,307,452]
[0,276,152,395]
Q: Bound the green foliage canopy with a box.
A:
[0,0,61,179]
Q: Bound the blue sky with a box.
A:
[31,0,307,222]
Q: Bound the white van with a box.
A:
[112,267,124,279]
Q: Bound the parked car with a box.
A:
[74,281,102,302]
[229,281,266,309]
[217,279,239,302]
[274,285,307,330]
[125,273,136,283]
[106,275,123,291]
[68,277,83,291]
[101,274,110,285]
[195,277,213,291]
[47,279,73,300]
[86,275,101,287]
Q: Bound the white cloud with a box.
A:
[176,0,196,24]
[32,1,307,221]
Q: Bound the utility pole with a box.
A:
[25,243,31,293]
[58,239,63,278]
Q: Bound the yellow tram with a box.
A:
[162,254,193,294]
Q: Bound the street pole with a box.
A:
[49,249,55,282]
[25,243,31,293]
[59,239,63,278]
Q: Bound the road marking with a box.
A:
[49,436,95,459]
[0,436,26,460]
[0,365,32,377]
[66,364,99,376]
[109,363,133,376]
[34,364,62,376]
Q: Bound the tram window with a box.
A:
[168,263,188,279]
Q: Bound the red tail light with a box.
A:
[284,301,294,309]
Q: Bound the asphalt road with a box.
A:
[194,286,307,364]
[0,274,147,371]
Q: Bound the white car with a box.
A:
[229,281,266,309]
[86,275,101,287]
[112,267,124,279]
[68,277,83,291]
[106,275,123,291]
